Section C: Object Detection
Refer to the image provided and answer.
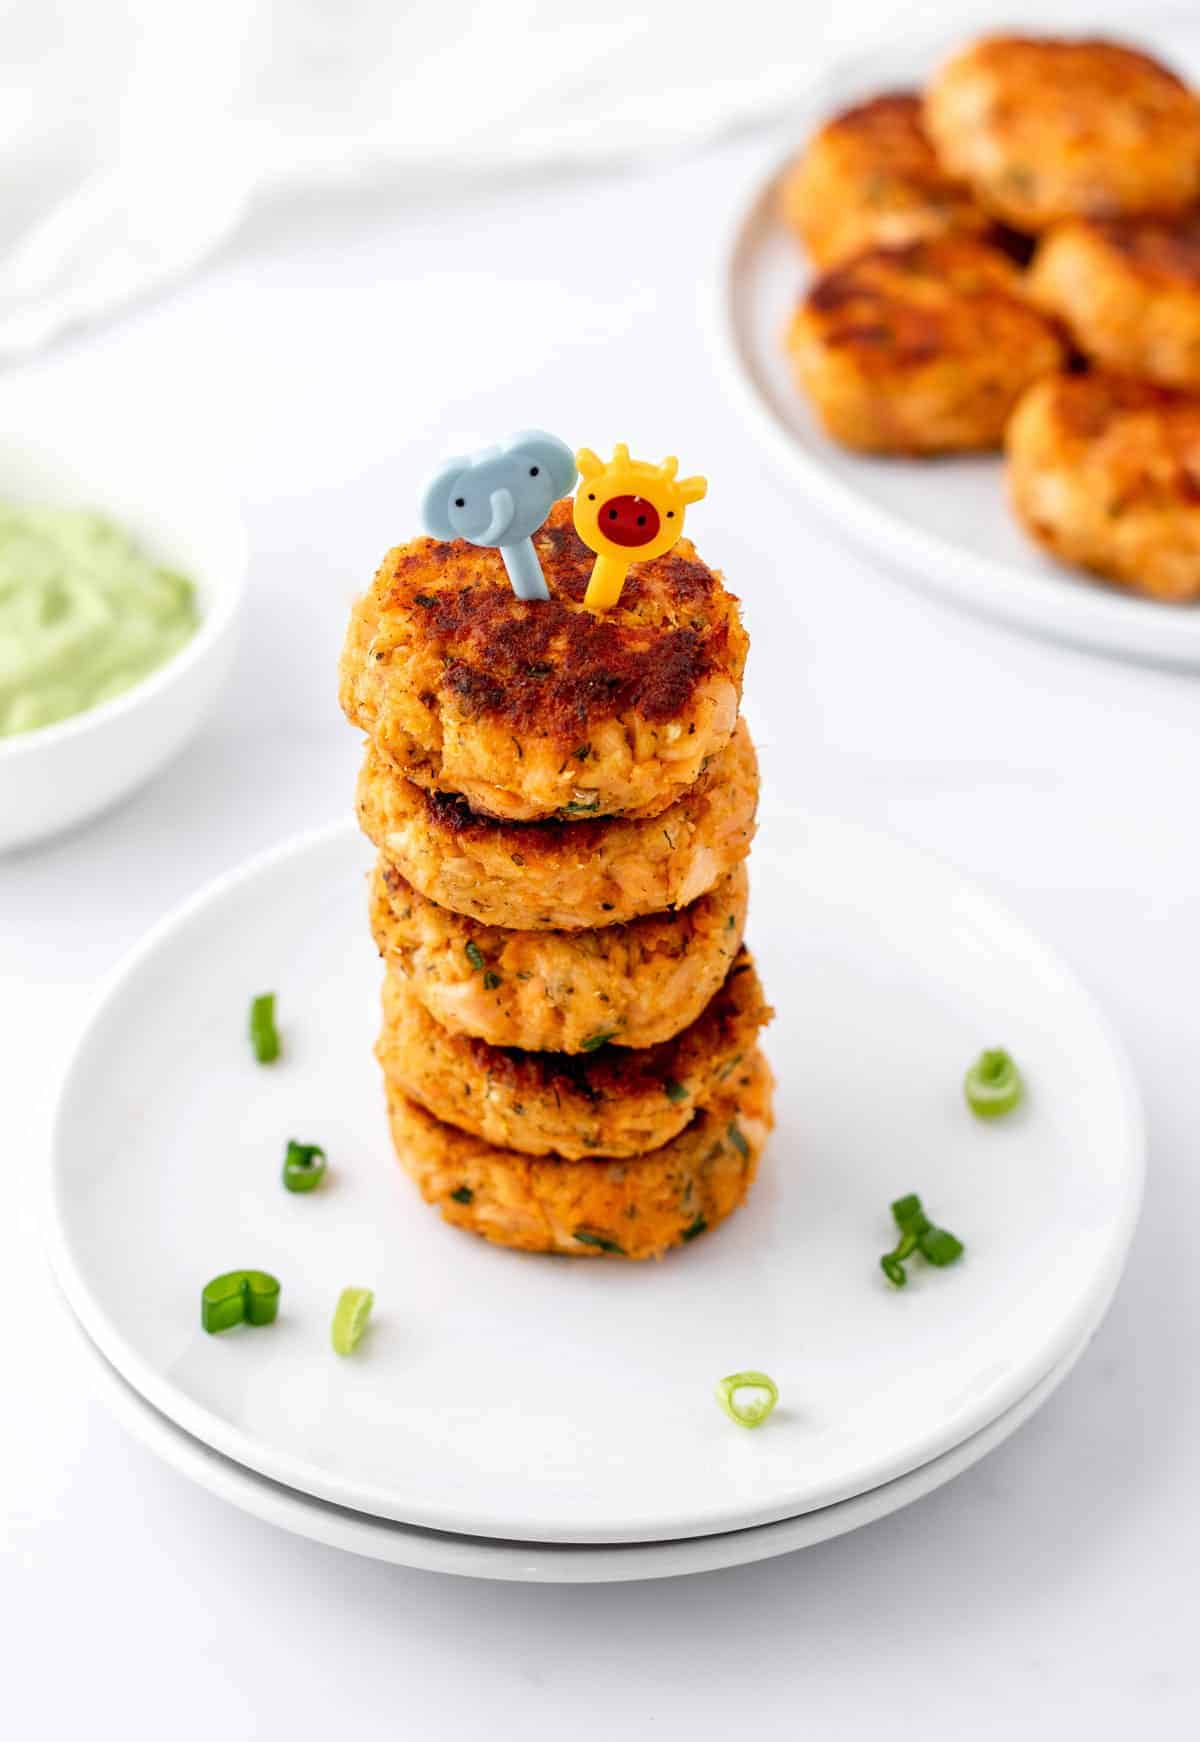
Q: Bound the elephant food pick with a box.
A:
[421,430,577,601]
[574,445,708,611]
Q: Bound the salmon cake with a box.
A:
[925,37,1200,232]
[370,857,749,1054]
[787,237,1065,454]
[339,500,748,823]
[1029,216,1200,390]
[356,716,758,931]
[385,1046,774,1260]
[1007,371,1200,601]
[376,948,771,1160]
[780,91,990,268]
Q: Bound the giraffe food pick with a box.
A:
[573,445,708,611]
[421,430,577,601]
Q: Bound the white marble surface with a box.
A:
[3,119,1198,1739]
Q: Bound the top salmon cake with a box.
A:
[925,36,1200,233]
[780,91,990,269]
[339,499,749,823]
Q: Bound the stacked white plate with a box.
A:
[49,817,1144,1582]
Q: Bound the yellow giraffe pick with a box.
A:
[573,445,707,610]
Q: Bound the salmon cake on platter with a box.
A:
[385,1047,775,1260]
[376,949,771,1161]
[339,500,748,823]
[356,716,758,932]
[1007,371,1200,602]
[780,91,990,269]
[925,36,1200,232]
[369,858,749,1055]
[787,237,1065,454]
[1029,216,1200,391]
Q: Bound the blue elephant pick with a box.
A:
[420,430,578,601]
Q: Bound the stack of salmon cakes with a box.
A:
[340,499,774,1260]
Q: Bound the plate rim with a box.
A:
[64,1273,1117,1584]
[46,817,1147,1543]
[706,19,1200,671]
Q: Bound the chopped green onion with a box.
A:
[573,1228,624,1254]
[464,940,485,972]
[580,1030,616,1052]
[664,1078,689,1103]
[450,1185,474,1204]
[482,971,502,991]
[880,1193,964,1287]
[201,1270,280,1334]
[282,1140,326,1193]
[964,1048,1024,1119]
[681,1214,708,1241]
[249,993,280,1064]
[727,1121,750,1159]
[331,1286,374,1356]
[715,1371,779,1429]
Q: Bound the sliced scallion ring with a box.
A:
[331,1286,374,1356]
[964,1048,1023,1119]
[249,993,280,1064]
[201,1270,280,1334]
[282,1139,327,1193]
[715,1370,779,1429]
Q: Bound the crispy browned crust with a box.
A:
[369,857,749,1053]
[1029,217,1200,389]
[356,716,759,930]
[1007,370,1200,600]
[339,500,749,821]
[787,238,1066,453]
[385,1047,775,1259]
[779,90,990,268]
[376,948,771,1159]
[925,36,1200,230]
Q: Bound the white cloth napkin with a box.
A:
[0,0,1157,359]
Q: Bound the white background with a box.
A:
[4,19,1200,1740]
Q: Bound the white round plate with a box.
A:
[712,17,1200,669]
[49,817,1143,1544]
[64,1283,1111,1583]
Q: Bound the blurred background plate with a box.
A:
[712,17,1200,669]
[48,815,1144,1543]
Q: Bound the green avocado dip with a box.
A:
[0,503,200,737]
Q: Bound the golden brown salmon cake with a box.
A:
[924,36,1200,232]
[370,857,749,1054]
[376,949,770,1160]
[339,500,748,823]
[780,91,991,268]
[356,716,758,931]
[786,237,1065,453]
[385,1046,774,1259]
[1029,217,1200,389]
[1007,371,1200,601]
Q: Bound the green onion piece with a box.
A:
[880,1255,907,1288]
[450,1185,474,1204]
[331,1286,374,1356]
[964,1048,1024,1119]
[249,993,280,1064]
[282,1139,326,1192]
[715,1371,779,1429]
[482,971,502,991]
[664,1078,689,1103]
[681,1214,708,1242]
[201,1270,280,1334]
[919,1227,964,1268]
[727,1121,750,1159]
[573,1228,624,1254]
[580,1030,616,1052]
[464,941,485,972]
[891,1193,930,1236]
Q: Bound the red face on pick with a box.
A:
[597,495,661,548]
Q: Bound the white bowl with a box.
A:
[0,414,246,851]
